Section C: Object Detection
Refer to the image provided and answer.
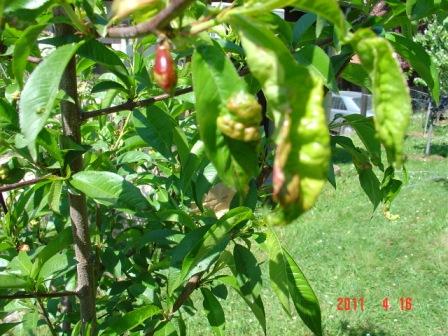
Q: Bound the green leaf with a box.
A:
[153,321,177,336]
[13,311,40,336]
[340,63,372,91]
[0,98,19,129]
[0,274,29,289]
[102,305,161,335]
[38,252,69,280]
[227,0,346,35]
[201,288,225,336]
[78,39,131,91]
[13,23,46,88]
[293,13,316,46]
[358,168,382,209]
[31,227,73,279]
[266,229,291,315]
[180,140,206,191]
[0,323,19,335]
[91,80,128,94]
[291,0,347,35]
[48,180,63,214]
[19,42,82,145]
[352,29,412,166]
[116,151,153,165]
[406,0,448,20]
[70,171,150,212]
[332,136,382,208]
[295,45,338,92]
[9,251,33,276]
[284,248,322,336]
[233,244,266,334]
[179,208,252,285]
[192,38,259,192]
[218,274,266,335]
[341,115,382,169]
[381,167,403,209]
[133,106,176,159]
[386,32,440,104]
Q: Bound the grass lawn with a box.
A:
[188,117,448,336]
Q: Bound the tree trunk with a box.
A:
[53,8,97,333]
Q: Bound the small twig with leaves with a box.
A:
[0,175,53,193]
[107,0,195,38]
[37,298,57,336]
[0,291,78,300]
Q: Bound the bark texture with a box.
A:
[53,8,96,332]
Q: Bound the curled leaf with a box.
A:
[351,29,412,166]
[230,15,330,221]
[217,91,262,142]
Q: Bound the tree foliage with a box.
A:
[0,0,441,335]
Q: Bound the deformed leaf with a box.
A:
[230,15,330,221]
[352,29,412,165]
[192,38,260,192]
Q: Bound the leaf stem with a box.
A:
[37,298,58,336]
[0,291,78,300]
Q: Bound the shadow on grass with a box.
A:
[337,320,389,336]
[433,177,448,190]
[413,144,448,158]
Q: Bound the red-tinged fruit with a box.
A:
[153,43,177,94]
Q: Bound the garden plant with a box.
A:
[0,0,443,335]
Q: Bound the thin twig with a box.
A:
[0,291,78,300]
[0,175,52,193]
[171,273,203,314]
[146,272,204,336]
[37,298,57,336]
[81,68,250,121]
[107,0,195,38]
[81,87,193,121]
[27,56,42,64]
[0,192,7,214]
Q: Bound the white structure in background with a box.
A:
[328,91,373,123]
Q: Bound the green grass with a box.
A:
[189,117,448,336]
